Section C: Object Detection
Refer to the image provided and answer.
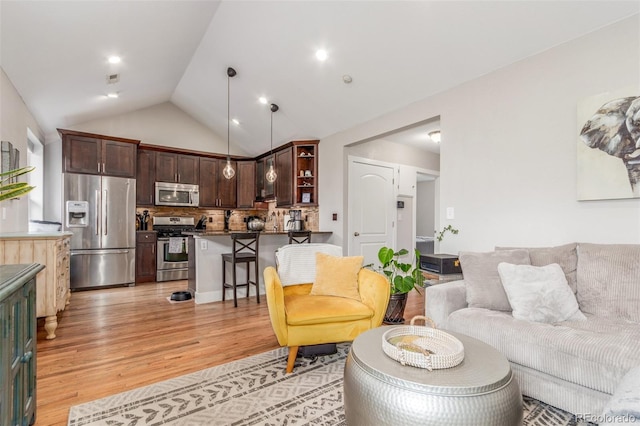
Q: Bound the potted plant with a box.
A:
[376,246,425,324]
[0,166,35,202]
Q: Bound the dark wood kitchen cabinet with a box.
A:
[199,158,237,208]
[135,232,157,283]
[136,149,156,206]
[0,263,44,426]
[256,154,275,201]
[59,129,138,178]
[275,147,293,207]
[237,161,256,208]
[155,152,199,184]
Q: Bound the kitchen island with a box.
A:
[186,231,332,304]
[0,232,72,339]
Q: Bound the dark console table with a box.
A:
[0,263,45,426]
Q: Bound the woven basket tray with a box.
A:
[382,315,465,370]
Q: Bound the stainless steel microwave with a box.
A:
[155,182,199,207]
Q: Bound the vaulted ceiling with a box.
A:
[1,1,638,156]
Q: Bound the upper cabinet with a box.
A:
[275,147,294,207]
[256,155,275,202]
[136,149,156,206]
[237,161,256,209]
[59,129,138,178]
[155,152,199,184]
[199,157,236,208]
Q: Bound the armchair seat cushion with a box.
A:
[284,294,373,326]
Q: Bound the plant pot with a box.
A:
[384,292,408,324]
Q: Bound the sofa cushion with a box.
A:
[497,262,586,323]
[446,308,640,395]
[496,243,578,293]
[577,243,640,322]
[459,249,530,311]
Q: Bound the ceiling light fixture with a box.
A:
[108,56,121,64]
[222,67,237,180]
[231,118,239,126]
[258,96,268,105]
[428,131,441,143]
[107,92,119,98]
[315,49,328,61]
[265,103,279,184]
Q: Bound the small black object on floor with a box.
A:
[298,343,337,358]
[170,291,192,301]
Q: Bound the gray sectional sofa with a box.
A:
[425,243,640,421]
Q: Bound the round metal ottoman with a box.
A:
[343,326,522,425]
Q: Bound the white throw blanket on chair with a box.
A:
[275,243,342,285]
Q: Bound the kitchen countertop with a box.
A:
[184,230,332,237]
[0,231,73,239]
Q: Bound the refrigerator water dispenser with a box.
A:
[66,200,89,227]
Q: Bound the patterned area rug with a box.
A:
[68,343,583,425]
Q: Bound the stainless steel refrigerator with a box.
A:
[63,173,136,289]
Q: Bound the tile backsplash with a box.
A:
[136,204,319,232]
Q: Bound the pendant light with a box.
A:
[222,67,237,180]
[265,103,279,183]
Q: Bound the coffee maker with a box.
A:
[286,209,304,231]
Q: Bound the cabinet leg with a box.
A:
[44,315,58,339]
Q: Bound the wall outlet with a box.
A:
[200,240,207,250]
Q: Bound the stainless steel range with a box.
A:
[153,216,195,282]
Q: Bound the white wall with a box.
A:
[416,180,436,237]
[0,68,45,232]
[64,101,246,155]
[319,15,640,253]
[347,138,440,171]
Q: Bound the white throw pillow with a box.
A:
[497,262,586,323]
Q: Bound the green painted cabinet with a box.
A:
[0,263,44,426]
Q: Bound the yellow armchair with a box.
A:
[264,264,389,373]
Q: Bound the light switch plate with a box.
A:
[446,207,455,220]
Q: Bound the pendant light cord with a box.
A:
[227,72,231,160]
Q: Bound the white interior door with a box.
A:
[348,157,395,266]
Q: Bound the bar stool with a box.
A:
[221,232,260,307]
[288,230,311,244]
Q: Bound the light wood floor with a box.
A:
[35,280,425,426]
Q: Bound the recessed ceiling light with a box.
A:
[107,92,119,99]
[258,97,268,105]
[315,49,328,61]
[428,131,441,143]
[231,118,240,125]
[108,56,121,64]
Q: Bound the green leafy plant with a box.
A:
[435,225,459,242]
[0,166,35,201]
[377,247,425,294]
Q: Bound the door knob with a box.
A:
[354,232,360,236]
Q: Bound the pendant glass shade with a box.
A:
[223,158,235,179]
[265,162,277,183]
